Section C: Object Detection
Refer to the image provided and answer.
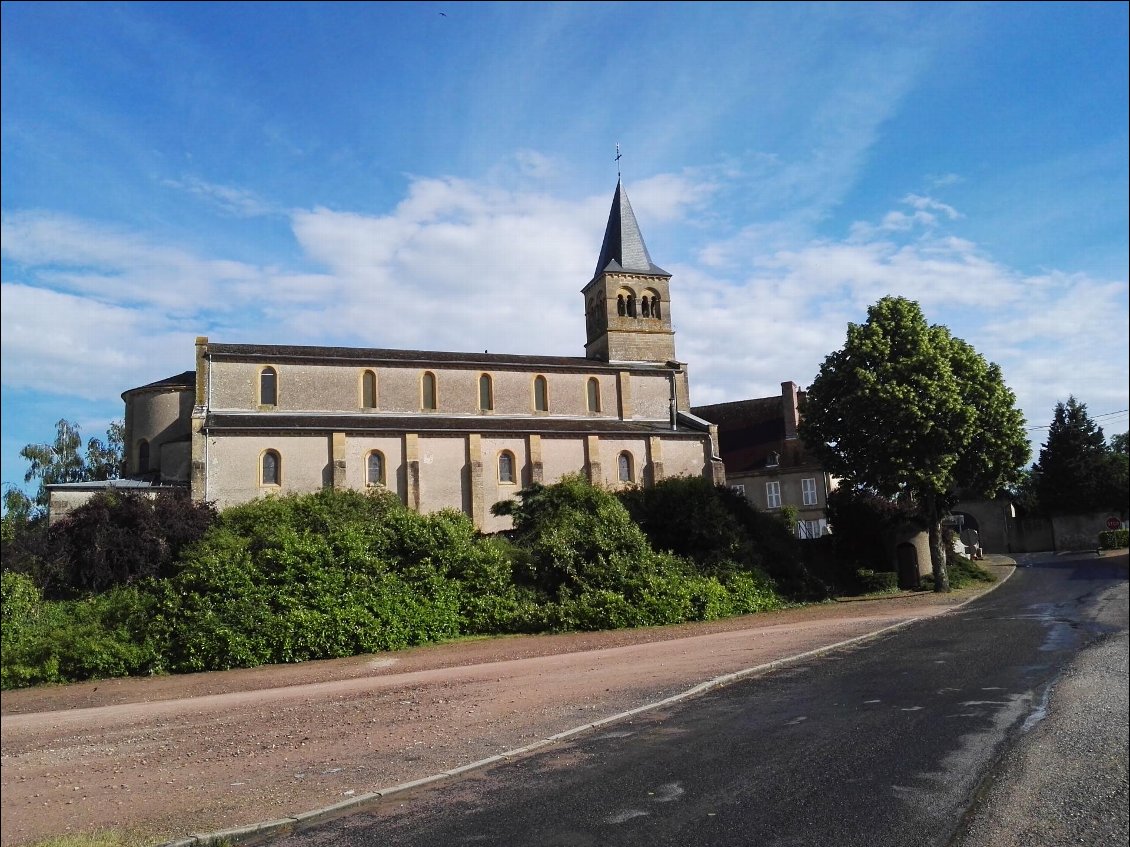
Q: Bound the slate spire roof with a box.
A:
[593,180,670,277]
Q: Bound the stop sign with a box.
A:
[1107,516,1122,530]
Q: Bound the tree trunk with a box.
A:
[925,492,951,593]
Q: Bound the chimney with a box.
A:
[782,381,800,440]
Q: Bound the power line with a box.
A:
[1026,409,1129,431]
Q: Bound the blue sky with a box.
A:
[3,1,1128,499]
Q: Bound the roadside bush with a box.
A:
[1,571,161,687]
[854,569,899,595]
[1099,528,1128,549]
[920,556,996,591]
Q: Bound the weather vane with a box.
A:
[615,143,622,178]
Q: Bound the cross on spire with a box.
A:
[615,144,622,178]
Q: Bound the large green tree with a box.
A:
[799,296,1029,592]
[1032,398,1128,515]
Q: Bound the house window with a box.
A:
[361,370,377,409]
[766,451,780,468]
[479,374,494,412]
[618,451,634,483]
[766,480,781,509]
[498,451,516,484]
[796,519,825,539]
[261,450,281,486]
[421,371,437,410]
[533,375,549,412]
[137,439,150,473]
[802,477,818,506]
[366,451,385,486]
[730,484,746,497]
[587,378,601,413]
[259,367,278,407]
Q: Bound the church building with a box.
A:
[58,181,725,531]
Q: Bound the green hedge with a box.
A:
[1099,528,1128,549]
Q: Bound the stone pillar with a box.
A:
[528,434,544,484]
[617,371,633,420]
[585,435,602,486]
[467,433,484,528]
[647,436,665,486]
[404,433,421,511]
[331,432,346,489]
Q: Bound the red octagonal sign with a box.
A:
[1107,517,1122,530]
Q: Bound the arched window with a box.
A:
[618,451,634,483]
[479,374,494,411]
[259,367,278,406]
[640,297,651,317]
[617,295,626,316]
[587,378,601,413]
[533,375,549,412]
[651,295,661,319]
[498,451,516,484]
[137,439,150,473]
[261,450,281,486]
[421,371,437,410]
[361,370,377,409]
[366,451,385,486]
[626,296,636,317]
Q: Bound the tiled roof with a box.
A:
[204,343,677,373]
[693,396,821,473]
[122,370,195,398]
[205,412,710,438]
[593,180,670,278]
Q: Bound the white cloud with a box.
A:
[2,170,1126,464]
[163,177,279,218]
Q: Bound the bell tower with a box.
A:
[582,180,677,364]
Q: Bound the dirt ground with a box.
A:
[0,579,1006,847]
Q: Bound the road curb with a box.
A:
[159,572,1015,846]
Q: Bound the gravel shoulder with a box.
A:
[1,572,1009,847]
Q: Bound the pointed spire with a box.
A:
[593,180,669,278]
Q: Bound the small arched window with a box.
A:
[361,370,377,409]
[479,374,494,412]
[626,296,636,317]
[617,295,626,316]
[261,450,281,486]
[651,295,661,319]
[137,439,150,473]
[587,377,601,413]
[640,297,651,317]
[259,367,278,406]
[366,451,385,486]
[498,451,516,484]
[421,371,437,411]
[533,375,549,412]
[618,451,634,483]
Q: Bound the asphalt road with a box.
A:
[256,555,1128,847]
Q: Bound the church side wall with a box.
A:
[204,434,331,510]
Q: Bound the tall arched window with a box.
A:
[651,295,661,319]
[259,367,278,406]
[366,451,385,486]
[641,297,651,317]
[533,375,549,412]
[587,378,601,413]
[421,371,437,410]
[479,374,494,411]
[498,451,516,484]
[137,439,150,473]
[261,450,281,486]
[626,296,636,317]
[618,451,633,483]
[361,370,377,409]
[617,295,626,316]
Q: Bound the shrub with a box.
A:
[854,569,899,595]
[1099,528,1128,549]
